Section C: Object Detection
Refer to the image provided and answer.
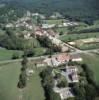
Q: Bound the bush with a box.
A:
[12,52,20,59]
[57,80,68,88]
[17,71,27,88]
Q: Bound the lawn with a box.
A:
[0,62,45,100]
[81,53,99,85]
[59,32,99,42]
[0,48,23,61]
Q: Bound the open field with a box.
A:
[81,54,99,85]
[0,48,23,61]
[54,22,87,33]
[68,38,99,50]
[54,27,69,33]
[60,32,99,42]
[0,62,45,100]
[76,43,99,50]
[33,47,46,56]
[43,19,65,25]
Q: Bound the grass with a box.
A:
[54,27,69,33]
[81,53,99,85]
[0,62,45,100]
[34,47,46,56]
[0,37,46,61]
[22,70,45,100]
[0,29,5,36]
[0,62,21,100]
[43,19,65,25]
[24,38,41,48]
[76,43,99,50]
[0,48,23,61]
[60,32,99,42]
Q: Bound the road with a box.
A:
[0,30,98,64]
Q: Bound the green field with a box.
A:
[76,43,99,50]
[54,27,69,33]
[0,37,46,61]
[0,62,45,100]
[60,32,99,42]
[33,47,46,56]
[81,54,99,85]
[0,48,23,61]
[43,19,65,25]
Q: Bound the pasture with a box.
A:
[0,62,45,100]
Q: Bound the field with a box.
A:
[25,38,46,56]
[43,19,65,25]
[33,47,46,56]
[0,37,46,61]
[54,22,87,33]
[0,62,45,100]
[0,48,23,61]
[76,42,99,50]
[81,53,99,85]
[54,27,69,33]
[59,32,99,42]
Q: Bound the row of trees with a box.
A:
[17,55,28,88]
[71,64,99,100]
[37,36,61,55]
[0,29,25,50]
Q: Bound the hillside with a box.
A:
[0,0,99,21]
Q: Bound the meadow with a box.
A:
[59,32,99,42]
[0,62,45,100]
[81,53,99,85]
[0,48,23,61]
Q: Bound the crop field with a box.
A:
[76,42,99,50]
[60,32,99,42]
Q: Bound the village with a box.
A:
[0,11,99,100]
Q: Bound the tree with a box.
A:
[12,52,20,59]
[17,71,27,88]
[25,49,35,57]
[57,80,68,88]
[17,53,28,89]
[40,67,61,100]
[85,84,97,100]
[73,84,86,100]
[59,31,64,35]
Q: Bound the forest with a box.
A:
[0,0,99,22]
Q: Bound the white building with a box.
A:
[53,87,74,100]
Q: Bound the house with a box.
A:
[56,53,70,63]
[35,28,46,36]
[66,66,79,83]
[53,87,74,100]
[26,69,34,76]
[44,53,70,66]
[47,30,57,37]
[42,24,55,29]
[70,54,83,62]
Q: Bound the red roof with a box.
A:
[56,53,70,62]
